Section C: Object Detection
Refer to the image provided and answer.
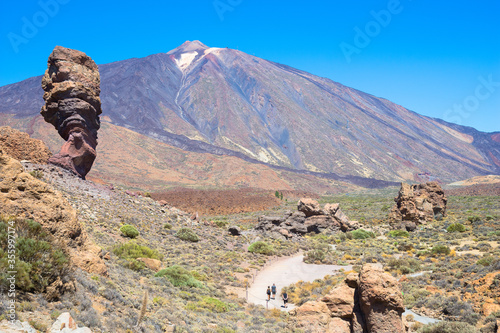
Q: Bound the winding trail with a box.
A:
[244,252,351,310]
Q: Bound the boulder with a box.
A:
[50,312,92,332]
[137,258,162,271]
[0,126,52,164]
[0,320,38,333]
[323,203,340,216]
[345,273,359,288]
[358,264,405,333]
[321,283,355,318]
[41,46,102,179]
[389,182,447,229]
[228,226,241,236]
[326,318,351,333]
[298,198,323,217]
[305,215,341,233]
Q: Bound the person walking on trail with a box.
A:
[266,286,271,301]
[271,283,277,300]
[282,291,288,308]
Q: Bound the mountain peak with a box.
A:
[168,40,209,55]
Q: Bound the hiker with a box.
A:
[266,286,271,301]
[271,283,277,299]
[282,291,288,308]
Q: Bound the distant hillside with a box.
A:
[1,40,499,186]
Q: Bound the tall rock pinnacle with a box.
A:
[41,46,102,179]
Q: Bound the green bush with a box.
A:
[120,224,139,238]
[186,296,234,313]
[175,228,199,242]
[349,229,375,239]
[155,265,203,288]
[112,241,162,271]
[213,219,228,228]
[417,321,479,333]
[0,218,70,294]
[477,256,495,267]
[431,245,451,256]
[447,223,466,233]
[163,223,172,230]
[388,258,421,274]
[248,241,274,255]
[389,230,409,238]
[467,216,481,223]
[29,170,43,179]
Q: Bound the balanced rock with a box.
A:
[389,182,447,230]
[41,46,102,179]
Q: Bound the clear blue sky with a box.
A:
[1,0,499,132]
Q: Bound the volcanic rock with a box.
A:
[0,126,52,163]
[41,46,102,179]
[389,182,447,230]
[298,198,323,217]
[293,263,405,332]
[256,199,356,238]
[358,264,405,333]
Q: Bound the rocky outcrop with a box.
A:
[0,126,52,164]
[359,264,405,333]
[389,182,447,231]
[0,148,106,279]
[41,46,102,179]
[256,198,358,238]
[293,264,404,333]
[0,312,92,333]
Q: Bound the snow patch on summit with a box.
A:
[175,51,198,71]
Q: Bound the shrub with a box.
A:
[431,245,450,256]
[417,321,479,333]
[155,265,203,288]
[175,228,199,242]
[477,256,495,267]
[120,224,139,238]
[213,219,228,228]
[248,241,274,255]
[112,241,162,271]
[447,223,466,233]
[350,229,375,239]
[388,258,421,274]
[0,218,70,294]
[389,230,409,238]
[186,297,234,313]
[467,216,481,223]
[29,170,43,179]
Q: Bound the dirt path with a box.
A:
[242,252,351,310]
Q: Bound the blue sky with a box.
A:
[1,0,499,132]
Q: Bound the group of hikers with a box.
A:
[266,283,288,308]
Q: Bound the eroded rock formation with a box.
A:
[389,182,447,231]
[41,46,102,179]
[256,198,359,239]
[0,148,107,279]
[0,126,52,163]
[293,264,405,333]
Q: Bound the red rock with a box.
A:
[358,264,405,333]
[41,46,102,179]
[321,283,355,318]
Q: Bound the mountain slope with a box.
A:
[1,41,499,183]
